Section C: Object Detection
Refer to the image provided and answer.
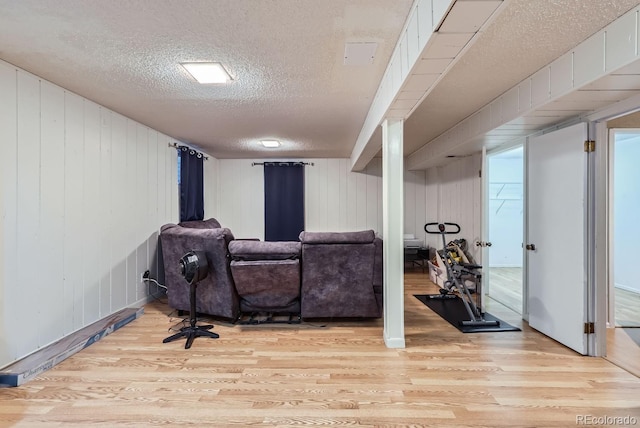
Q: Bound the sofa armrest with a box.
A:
[159,224,239,319]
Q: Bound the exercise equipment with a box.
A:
[424,222,499,328]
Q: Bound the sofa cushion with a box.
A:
[229,240,301,261]
[230,259,300,312]
[299,230,375,245]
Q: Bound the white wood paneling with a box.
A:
[125,120,139,306]
[16,71,41,357]
[64,92,84,333]
[214,158,424,240]
[405,168,427,246]
[550,53,573,99]
[135,125,148,302]
[204,156,219,220]
[83,101,101,326]
[423,155,482,262]
[99,108,112,317]
[424,168,440,249]
[216,159,264,239]
[0,61,18,364]
[110,113,128,311]
[0,60,178,369]
[146,130,159,288]
[530,67,550,108]
[606,10,637,72]
[417,0,434,50]
[39,81,66,345]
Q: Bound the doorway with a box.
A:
[485,146,524,314]
[609,129,640,329]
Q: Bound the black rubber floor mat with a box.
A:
[414,294,521,333]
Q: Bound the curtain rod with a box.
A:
[168,142,209,160]
[251,162,314,166]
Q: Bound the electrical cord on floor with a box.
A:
[145,278,167,290]
[145,278,167,304]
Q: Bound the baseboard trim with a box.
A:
[0,307,143,387]
[384,334,406,349]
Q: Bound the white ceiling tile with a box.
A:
[583,74,640,90]
[424,33,474,59]
[397,90,426,100]
[392,98,419,110]
[403,73,439,92]
[438,0,503,33]
[413,58,452,74]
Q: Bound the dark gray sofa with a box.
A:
[228,240,302,314]
[159,218,382,321]
[159,220,240,320]
[299,230,383,318]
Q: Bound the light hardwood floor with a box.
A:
[487,267,523,313]
[615,287,640,327]
[488,268,640,327]
[1,272,639,427]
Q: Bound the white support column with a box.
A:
[382,118,405,348]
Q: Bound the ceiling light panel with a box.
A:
[261,140,281,148]
[181,62,232,84]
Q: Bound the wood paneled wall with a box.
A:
[0,60,179,368]
[212,158,428,242]
[423,154,483,262]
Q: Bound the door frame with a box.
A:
[606,128,640,328]
[482,142,527,318]
[586,95,640,357]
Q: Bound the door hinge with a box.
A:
[584,322,595,334]
[479,169,482,178]
[584,140,595,152]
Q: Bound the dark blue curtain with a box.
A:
[264,162,305,241]
[179,147,204,222]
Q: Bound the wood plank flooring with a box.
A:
[487,267,523,313]
[1,272,639,427]
[615,287,640,327]
[606,328,640,379]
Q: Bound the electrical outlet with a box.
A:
[141,270,150,283]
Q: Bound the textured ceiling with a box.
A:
[0,0,412,158]
[2,1,640,161]
[403,0,640,155]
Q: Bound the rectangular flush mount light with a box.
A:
[181,62,232,84]
[261,140,281,148]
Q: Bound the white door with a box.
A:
[527,122,589,355]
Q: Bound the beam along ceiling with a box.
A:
[402,0,640,157]
[1,1,639,162]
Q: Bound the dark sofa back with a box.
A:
[160,224,239,320]
[299,230,381,318]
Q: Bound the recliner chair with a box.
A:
[228,240,302,317]
[299,230,382,319]
[159,222,240,320]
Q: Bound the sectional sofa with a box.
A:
[159,218,383,322]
